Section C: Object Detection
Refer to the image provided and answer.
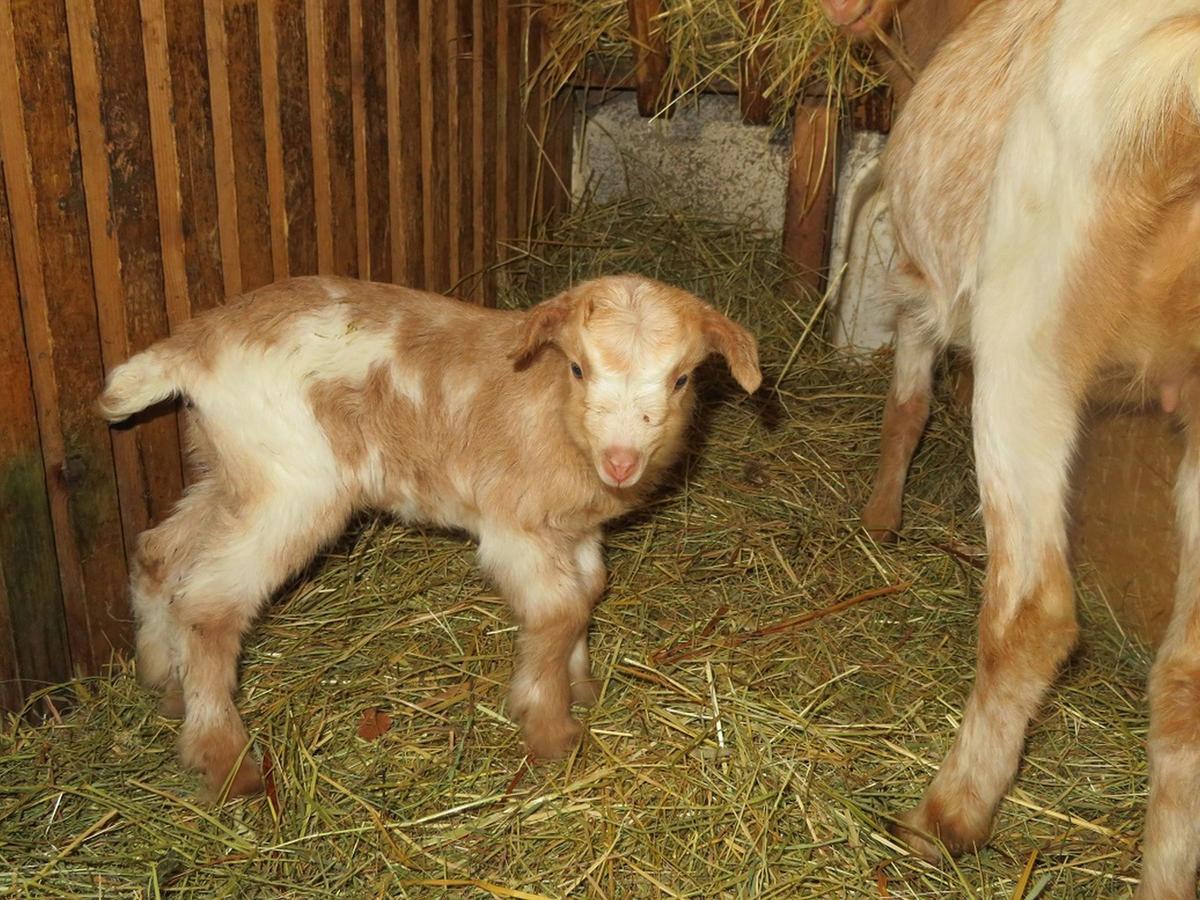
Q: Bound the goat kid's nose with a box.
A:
[602,447,642,485]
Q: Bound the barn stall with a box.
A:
[0,1,1168,896]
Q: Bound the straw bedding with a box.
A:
[0,199,1155,897]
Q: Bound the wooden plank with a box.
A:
[140,0,195,325]
[223,0,273,290]
[258,0,290,279]
[527,5,550,232]
[626,0,667,117]
[513,3,529,243]
[494,0,513,257]
[448,0,474,296]
[68,0,185,550]
[349,0,370,278]
[782,102,836,294]
[275,0,318,276]
[419,0,450,291]
[306,0,334,274]
[473,0,497,303]
[386,0,423,286]
[321,0,359,277]
[362,0,391,282]
[1,0,130,672]
[203,0,243,297]
[0,146,69,709]
[161,0,225,315]
[738,0,771,125]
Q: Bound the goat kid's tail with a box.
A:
[97,340,191,422]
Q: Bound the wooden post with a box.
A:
[626,0,667,117]
[782,101,837,294]
[738,0,771,125]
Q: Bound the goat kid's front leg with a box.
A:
[893,352,1080,859]
[1140,385,1200,900]
[568,532,605,708]
[481,527,596,760]
[863,310,936,540]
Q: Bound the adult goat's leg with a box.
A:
[863,309,936,540]
[1140,383,1200,900]
[893,348,1081,858]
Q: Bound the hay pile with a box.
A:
[541,1,884,126]
[1,200,1154,897]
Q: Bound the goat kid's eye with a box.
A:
[570,362,584,380]
[674,373,690,391]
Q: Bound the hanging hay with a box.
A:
[0,198,1154,897]
[539,0,885,127]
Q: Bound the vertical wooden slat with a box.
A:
[362,0,391,282]
[386,0,423,287]
[68,0,186,552]
[224,0,274,290]
[306,0,334,274]
[0,152,69,709]
[627,0,667,118]
[66,0,154,552]
[527,6,550,233]
[203,0,243,297]
[141,0,194,326]
[162,0,225,315]
[473,0,497,303]
[1,0,130,672]
[514,3,530,243]
[449,0,475,296]
[494,0,513,258]
[322,0,358,277]
[782,102,837,293]
[738,0,771,125]
[258,0,290,280]
[349,0,370,279]
[419,0,451,291]
[276,0,318,276]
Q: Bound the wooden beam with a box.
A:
[738,0,771,125]
[782,102,837,294]
[626,0,668,117]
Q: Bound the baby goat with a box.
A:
[825,1,1200,894]
[99,274,761,797]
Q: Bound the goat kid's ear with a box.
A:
[510,289,576,362]
[703,309,762,394]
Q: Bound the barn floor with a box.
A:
[0,199,1155,898]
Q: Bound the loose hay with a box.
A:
[540,1,885,127]
[1,199,1156,898]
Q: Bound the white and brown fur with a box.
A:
[825,0,1200,894]
[98,274,761,799]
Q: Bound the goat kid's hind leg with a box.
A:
[568,532,605,708]
[1140,386,1200,900]
[863,310,936,540]
[176,493,349,798]
[893,352,1080,860]
[480,528,593,760]
[130,481,221,718]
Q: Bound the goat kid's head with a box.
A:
[512,275,762,490]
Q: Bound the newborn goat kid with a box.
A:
[99,275,761,796]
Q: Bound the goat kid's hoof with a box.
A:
[181,730,263,799]
[522,714,583,761]
[861,511,900,543]
[570,677,601,708]
[889,803,986,863]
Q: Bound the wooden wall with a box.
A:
[0,0,573,712]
